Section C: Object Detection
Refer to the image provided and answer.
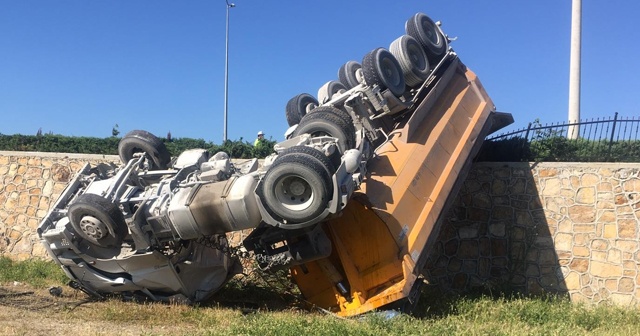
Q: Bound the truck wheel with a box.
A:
[261,151,333,223]
[279,145,336,176]
[362,48,406,97]
[406,13,447,66]
[318,80,347,104]
[68,194,128,248]
[286,93,318,127]
[118,130,171,169]
[338,61,362,89]
[293,108,356,154]
[390,35,430,88]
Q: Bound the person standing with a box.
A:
[254,131,265,146]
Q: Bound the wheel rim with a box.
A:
[408,42,427,71]
[422,19,441,46]
[381,56,401,88]
[274,175,314,211]
[79,215,108,240]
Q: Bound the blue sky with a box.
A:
[1,1,638,143]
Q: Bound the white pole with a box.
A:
[568,0,582,139]
[223,1,235,142]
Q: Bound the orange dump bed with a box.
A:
[291,61,513,316]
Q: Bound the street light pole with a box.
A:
[223,0,235,142]
[568,0,581,139]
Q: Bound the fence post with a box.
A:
[607,112,619,161]
[521,122,533,161]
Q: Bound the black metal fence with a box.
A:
[477,113,640,162]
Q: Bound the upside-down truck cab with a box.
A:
[292,60,512,316]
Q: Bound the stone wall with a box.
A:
[425,162,640,306]
[0,151,119,259]
[1,151,640,305]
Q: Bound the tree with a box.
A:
[112,124,120,137]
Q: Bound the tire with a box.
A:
[361,48,406,97]
[317,80,347,104]
[68,193,128,248]
[261,152,333,223]
[405,13,447,66]
[293,108,356,154]
[285,93,319,127]
[118,130,171,169]
[338,61,362,89]
[390,35,430,88]
[279,145,336,176]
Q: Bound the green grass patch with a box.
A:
[0,256,67,287]
[2,258,640,335]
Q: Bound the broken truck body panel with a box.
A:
[292,62,511,316]
[37,12,513,314]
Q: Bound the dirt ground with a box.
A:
[0,284,192,336]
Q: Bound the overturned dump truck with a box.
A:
[38,12,512,315]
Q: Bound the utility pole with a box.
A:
[568,0,582,139]
[223,0,235,142]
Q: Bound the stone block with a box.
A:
[51,164,71,182]
[570,258,589,273]
[617,277,636,293]
[542,178,562,196]
[623,178,640,192]
[590,239,609,251]
[607,249,622,264]
[492,206,512,221]
[581,173,599,187]
[488,222,506,237]
[42,180,53,196]
[573,224,595,233]
[564,271,580,290]
[592,250,607,262]
[576,187,596,204]
[573,246,590,257]
[596,198,616,210]
[447,257,462,272]
[457,240,479,259]
[515,210,534,227]
[603,224,617,238]
[472,193,491,209]
[590,261,622,278]
[462,260,478,274]
[538,249,557,265]
[25,167,43,179]
[605,279,618,292]
[509,178,527,194]
[598,182,613,192]
[458,227,478,239]
[568,205,595,223]
[526,264,539,277]
[616,240,639,253]
[539,168,558,178]
[609,294,633,306]
[554,233,572,251]
[615,194,628,205]
[618,219,637,239]
[491,239,507,257]
[27,157,41,166]
[492,179,507,195]
[597,210,616,224]
[581,273,591,286]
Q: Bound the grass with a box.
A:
[2,257,640,335]
[0,256,68,287]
